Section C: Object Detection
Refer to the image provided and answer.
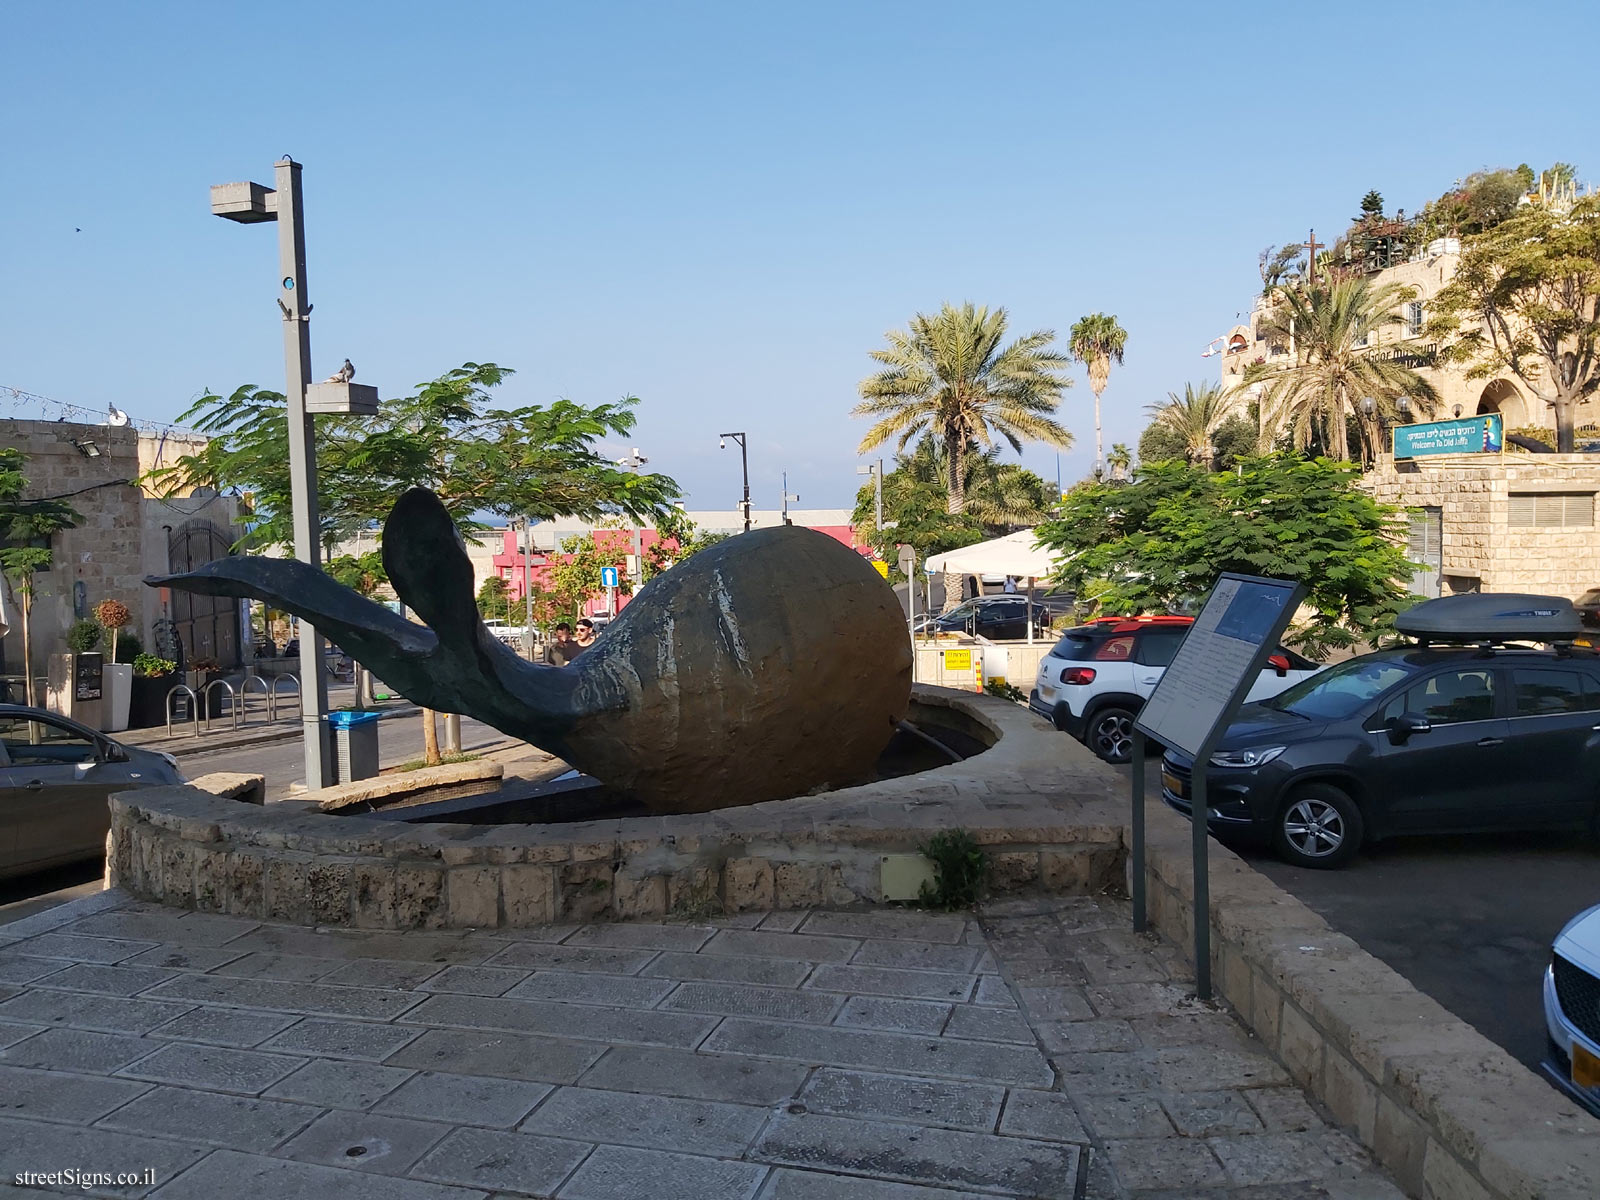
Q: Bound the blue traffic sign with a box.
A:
[600,566,620,588]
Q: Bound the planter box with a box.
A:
[129,675,182,729]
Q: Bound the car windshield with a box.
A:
[1579,588,1600,607]
[1262,656,1419,720]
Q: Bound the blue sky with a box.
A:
[4,1,1595,513]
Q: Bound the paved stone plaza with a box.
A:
[0,890,1403,1199]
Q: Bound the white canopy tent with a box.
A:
[924,530,1057,644]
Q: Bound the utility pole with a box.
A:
[719,432,750,532]
[781,473,799,525]
[521,519,534,660]
[617,448,648,587]
[856,461,884,532]
[210,158,344,789]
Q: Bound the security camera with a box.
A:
[719,438,726,450]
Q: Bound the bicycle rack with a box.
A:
[269,673,300,722]
[201,679,239,733]
[238,674,271,724]
[165,684,200,739]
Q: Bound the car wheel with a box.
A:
[1087,706,1136,764]
[1272,783,1363,869]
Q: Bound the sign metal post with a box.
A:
[1131,573,1306,999]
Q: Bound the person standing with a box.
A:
[543,622,579,666]
[572,618,598,655]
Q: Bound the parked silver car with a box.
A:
[0,705,185,880]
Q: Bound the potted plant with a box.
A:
[46,619,105,725]
[93,599,134,732]
[128,653,178,729]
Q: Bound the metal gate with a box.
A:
[167,520,240,668]
[1406,507,1443,598]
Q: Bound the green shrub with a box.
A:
[918,829,989,910]
[65,620,102,653]
[984,679,1027,703]
[114,632,143,664]
[132,653,176,678]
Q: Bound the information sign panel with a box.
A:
[1393,413,1503,459]
[1135,575,1302,758]
[942,648,972,673]
[74,652,104,702]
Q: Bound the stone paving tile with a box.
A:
[1129,1010,1260,1053]
[385,1028,606,1085]
[262,1017,426,1061]
[521,1085,769,1157]
[0,1027,154,1074]
[409,1125,592,1194]
[204,952,343,983]
[218,926,495,963]
[0,988,195,1034]
[0,1062,152,1124]
[1102,1136,1228,1191]
[8,933,159,963]
[700,929,860,962]
[576,1045,810,1105]
[798,911,970,944]
[482,942,657,975]
[400,992,717,1048]
[1083,981,1199,1018]
[505,970,676,1009]
[279,1109,453,1175]
[1160,1091,1265,1138]
[1241,1087,1323,1133]
[971,976,1017,1008]
[850,940,982,974]
[1208,1130,1369,1187]
[941,1005,1033,1045]
[1035,1017,1139,1055]
[834,996,951,1036]
[754,1110,1077,1195]
[415,964,531,996]
[376,1068,552,1128]
[0,954,67,985]
[144,973,426,1020]
[661,981,844,1025]
[316,959,448,991]
[1146,1045,1289,1092]
[755,911,809,932]
[0,1020,42,1049]
[557,1144,767,1200]
[0,1116,205,1197]
[265,1058,417,1109]
[564,922,717,952]
[118,1040,307,1095]
[148,1005,301,1048]
[1015,985,1095,1021]
[641,951,813,987]
[122,944,247,972]
[759,1168,991,1198]
[803,965,974,1002]
[1073,1092,1177,1140]
[62,909,258,947]
[798,1067,1005,1133]
[28,961,179,996]
[97,1085,320,1151]
[996,1089,1090,1144]
[148,1148,485,1200]
[704,1018,1053,1087]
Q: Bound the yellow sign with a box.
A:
[871,560,889,578]
[943,649,973,672]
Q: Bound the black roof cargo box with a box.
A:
[1396,593,1584,643]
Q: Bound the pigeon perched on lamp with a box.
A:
[323,358,355,384]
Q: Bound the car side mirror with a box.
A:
[99,742,128,763]
[1267,653,1289,677]
[1385,713,1432,745]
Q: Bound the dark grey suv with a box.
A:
[1161,645,1600,868]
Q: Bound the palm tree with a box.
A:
[1252,279,1439,464]
[854,302,1073,610]
[1144,382,1236,468]
[896,435,1053,529]
[1068,314,1128,474]
[1105,443,1133,480]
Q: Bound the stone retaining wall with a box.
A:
[107,688,1127,930]
[1137,796,1600,1200]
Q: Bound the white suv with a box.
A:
[1544,903,1600,1117]
[1029,616,1323,763]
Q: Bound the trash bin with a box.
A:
[327,710,381,783]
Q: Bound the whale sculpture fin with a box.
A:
[382,488,483,651]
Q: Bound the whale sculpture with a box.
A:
[149,487,913,814]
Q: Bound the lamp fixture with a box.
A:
[1453,404,1463,418]
[71,438,101,458]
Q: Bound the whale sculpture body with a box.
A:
[149,488,913,813]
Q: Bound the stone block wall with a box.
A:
[1136,798,1600,1199]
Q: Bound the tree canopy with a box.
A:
[1068,312,1128,472]
[0,448,82,704]
[150,363,682,552]
[1141,381,1238,468]
[1429,193,1600,452]
[1035,455,1417,658]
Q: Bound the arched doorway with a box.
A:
[167,519,240,668]
[1476,379,1529,429]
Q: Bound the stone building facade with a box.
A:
[1364,453,1599,600]
[1,420,240,690]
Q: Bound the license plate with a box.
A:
[1161,770,1184,798]
[1576,1042,1600,1090]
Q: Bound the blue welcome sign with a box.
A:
[1393,413,1503,458]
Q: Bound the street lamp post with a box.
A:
[855,460,884,530]
[617,448,648,587]
[719,432,751,532]
[521,519,535,660]
[781,473,799,525]
[210,158,375,790]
